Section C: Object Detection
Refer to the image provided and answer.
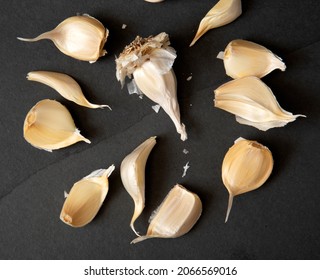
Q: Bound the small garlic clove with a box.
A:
[120,136,157,236]
[131,184,202,244]
[17,14,108,62]
[222,138,273,222]
[60,165,115,227]
[145,0,164,2]
[214,76,305,131]
[190,0,242,47]
[27,71,110,109]
[217,39,286,79]
[23,99,90,152]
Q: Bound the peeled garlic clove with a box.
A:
[23,99,90,152]
[60,165,115,227]
[17,14,108,62]
[214,76,305,131]
[120,136,157,236]
[190,0,242,47]
[222,138,273,222]
[131,184,202,244]
[116,32,187,141]
[27,71,110,109]
[217,39,286,79]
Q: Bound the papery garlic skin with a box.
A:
[23,99,90,152]
[214,76,305,131]
[131,184,202,244]
[222,138,273,222]
[190,0,242,47]
[120,136,157,236]
[27,71,110,109]
[60,165,115,227]
[18,14,108,62]
[116,32,187,141]
[217,39,286,79]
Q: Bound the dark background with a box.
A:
[0,0,319,260]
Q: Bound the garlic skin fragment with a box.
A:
[17,14,108,62]
[190,0,242,47]
[217,39,286,79]
[222,138,273,222]
[131,184,202,244]
[23,99,90,152]
[214,76,305,131]
[27,71,110,109]
[116,32,187,141]
[60,165,115,227]
[120,136,157,236]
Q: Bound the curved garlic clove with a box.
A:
[131,184,202,244]
[17,14,108,62]
[214,76,305,131]
[116,32,187,141]
[145,0,164,2]
[190,0,242,47]
[222,138,273,222]
[23,99,90,152]
[60,165,115,227]
[27,71,110,109]
[120,136,157,236]
[217,39,286,79]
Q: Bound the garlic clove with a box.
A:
[217,39,286,79]
[27,71,110,109]
[17,14,108,62]
[120,136,157,236]
[23,99,90,152]
[131,184,202,244]
[190,0,242,47]
[214,76,305,131]
[116,32,187,141]
[145,0,164,2]
[222,138,273,222]
[60,165,115,227]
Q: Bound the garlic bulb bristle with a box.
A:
[27,71,111,109]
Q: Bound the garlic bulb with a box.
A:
[17,14,108,62]
[116,32,187,141]
[27,71,110,109]
[131,184,202,244]
[214,76,305,131]
[190,0,242,47]
[222,138,273,222]
[23,99,90,152]
[60,165,115,227]
[217,39,286,79]
[120,136,157,236]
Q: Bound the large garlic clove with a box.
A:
[120,136,157,236]
[131,184,202,244]
[222,138,273,222]
[214,76,305,131]
[27,71,110,109]
[190,0,242,47]
[115,32,187,141]
[217,39,286,79]
[17,14,108,62]
[60,165,115,227]
[23,99,90,152]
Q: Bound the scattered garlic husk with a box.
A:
[60,165,115,227]
[116,32,187,141]
[214,76,305,131]
[23,99,90,152]
[17,14,108,62]
[27,71,110,109]
[222,138,273,222]
[131,184,202,244]
[217,39,286,79]
[120,136,157,236]
[190,0,242,47]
